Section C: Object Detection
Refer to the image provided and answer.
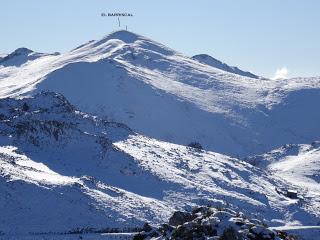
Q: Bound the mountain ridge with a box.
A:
[0,30,319,158]
[192,53,260,79]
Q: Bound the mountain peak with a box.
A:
[0,47,34,66]
[104,30,141,43]
[1,47,34,60]
[12,47,34,55]
[72,30,176,58]
[97,30,143,43]
[73,30,145,51]
[0,48,59,67]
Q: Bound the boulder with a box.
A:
[169,211,193,226]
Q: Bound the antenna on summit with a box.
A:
[101,12,134,30]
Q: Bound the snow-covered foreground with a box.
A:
[0,93,319,238]
[0,30,320,157]
[0,233,135,240]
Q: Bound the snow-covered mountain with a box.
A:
[192,54,259,79]
[0,93,318,237]
[1,30,320,239]
[0,30,319,157]
[0,48,59,67]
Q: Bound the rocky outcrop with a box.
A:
[134,206,296,240]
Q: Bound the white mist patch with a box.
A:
[272,67,289,80]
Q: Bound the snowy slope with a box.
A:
[0,31,320,157]
[247,142,320,217]
[192,54,259,79]
[0,93,318,236]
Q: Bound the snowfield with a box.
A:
[0,93,319,238]
[0,30,319,157]
[0,30,320,239]
[247,142,320,219]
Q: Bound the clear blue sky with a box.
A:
[1,0,319,78]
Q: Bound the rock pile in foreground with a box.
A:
[134,206,297,240]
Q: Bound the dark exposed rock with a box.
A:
[169,211,193,226]
[220,227,243,240]
[22,102,29,112]
[142,223,153,232]
[134,206,294,240]
[187,142,203,150]
[133,233,146,240]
